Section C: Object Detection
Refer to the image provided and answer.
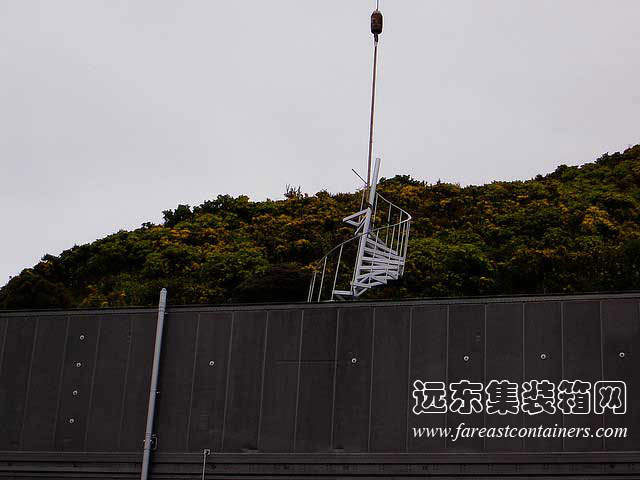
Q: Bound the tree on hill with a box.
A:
[1,145,640,309]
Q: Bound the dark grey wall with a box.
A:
[1,294,639,477]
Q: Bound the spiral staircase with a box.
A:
[307,158,412,302]
[307,6,412,302]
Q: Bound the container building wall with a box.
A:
[1,293,639,478]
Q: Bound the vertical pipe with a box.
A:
[353,158,381,291]
[368,158,381,210]
[366,38,379,191]
[140,288,167,480]
[201,449,210,480]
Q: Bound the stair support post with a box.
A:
[352,158,381,293]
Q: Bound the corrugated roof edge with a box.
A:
[1,290,639,317]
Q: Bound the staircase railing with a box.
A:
[307,189,412,302]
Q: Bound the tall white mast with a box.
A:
[308,4,412,302]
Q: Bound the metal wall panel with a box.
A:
[562,300,603,451]
[85,314,131,452]
[602,298,640,451]
[294,308,337,453]
[408,305,447,453]
[446,303,485,452]
[0,316,36,450]
[257,309,300,453]
[118,312,156,452]
[20,315,67,451]
[369,305,411,452]
[485,303,524,452]
[221,310,267,452]
[187,311,232,452]
[155,311,199,452]
[54,315,101,451]
[523,300,563,451]
[331,306,373,452]
[1,293,640,478]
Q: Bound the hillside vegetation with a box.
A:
[2,146,640,309]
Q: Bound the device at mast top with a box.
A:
[371,9,383,38]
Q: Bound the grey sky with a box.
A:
[1,0,639,287]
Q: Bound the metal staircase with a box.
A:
[307,6,411,302]
[308,158,412,302]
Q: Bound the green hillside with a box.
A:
[2,145,640,309]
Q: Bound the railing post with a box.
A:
[402,221,411,274]
[331,245,344,301]
[353,157,381,292]
[317,256,328,302]
[397,211,405,260]
[308,271,317,302]
[385,200,391,245]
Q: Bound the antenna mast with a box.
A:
[367,3,383,191]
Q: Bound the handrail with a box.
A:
[309,215,411,272]
[307,191,412,302]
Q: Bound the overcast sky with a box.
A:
[1,0,639,287]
